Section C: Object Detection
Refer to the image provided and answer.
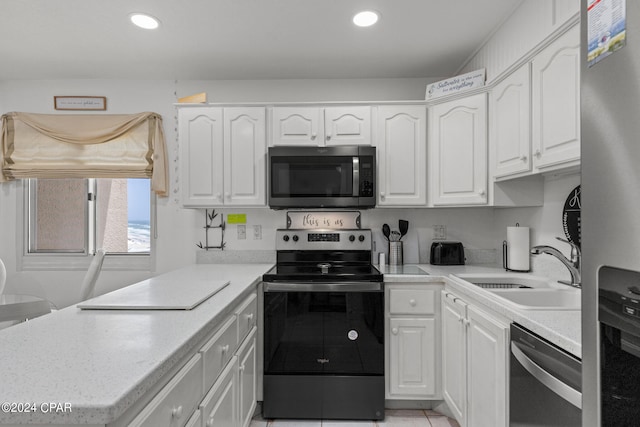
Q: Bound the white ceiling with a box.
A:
[0,0,519,80]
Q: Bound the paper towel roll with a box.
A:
[507,226,530,271]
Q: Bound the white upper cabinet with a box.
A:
[271,106,371,146]
[223,108,266,206]
[491,64,531,179]
[180,107,266,207]
[532,25,580,171]
[376,106,427,206]
[324,106,372,146]
[180,108,224,207]
[429,93,488,206]
[271,107,323,146]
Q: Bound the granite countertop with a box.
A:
[381,263,581,359]
[0,263,273,426]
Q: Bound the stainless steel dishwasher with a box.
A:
[509,323,582,426]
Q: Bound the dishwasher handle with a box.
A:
[511,341,582,409]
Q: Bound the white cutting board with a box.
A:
[78,278,230,310]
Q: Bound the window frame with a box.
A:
[18,179,156,272]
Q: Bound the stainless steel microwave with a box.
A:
[268,145,376,209]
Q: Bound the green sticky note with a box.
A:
[227,214,247,224]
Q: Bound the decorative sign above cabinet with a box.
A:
[426,69,485,100]
[54,96,106,111]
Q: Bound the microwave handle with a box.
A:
[352,157,360,197]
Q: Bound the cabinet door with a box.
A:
[179,108,224,207]
[389,317,436,397]
[429,93,487,205]
[271,107,323,146]
[441,292,467,425]
[466,306,509,427]
[532,25,580,171]
[237,328,257,427]
[223,108,266,206]
[376,106,427,206]
[491,64,531,179]
[201,356,238,427]
[324,106,372,146]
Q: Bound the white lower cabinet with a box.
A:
[386,284,440,400]
[121,292,258,427]
[441,290,509,427]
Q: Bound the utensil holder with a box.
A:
[389,241,403,265]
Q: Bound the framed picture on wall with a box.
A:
[54,96,107,111]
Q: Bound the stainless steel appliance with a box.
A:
[262,229,384,420]
[268,146,376,209]
[581,2,640,425]
[509,324,582,426]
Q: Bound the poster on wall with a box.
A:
[562,185,581,248]
[587,0,626,67]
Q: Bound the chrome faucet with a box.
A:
[530,237,581,288]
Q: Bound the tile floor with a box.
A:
[250,409,460,427]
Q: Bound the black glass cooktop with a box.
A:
[263,264,382,283]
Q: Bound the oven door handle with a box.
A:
[511,341,582,409]
[263,282,383,292]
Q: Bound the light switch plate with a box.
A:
[237,225,246,240]
[253,225,262,240]
[433,225,447,240]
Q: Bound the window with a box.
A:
[24,178,153,267]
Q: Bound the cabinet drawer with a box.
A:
[201,315,238,393]
[236,293,257,343]
[128,353,203,427]
[389,289,436,315]
[201,355,238,427]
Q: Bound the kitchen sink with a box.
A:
[453,273,561,289]
[452,273,581,310]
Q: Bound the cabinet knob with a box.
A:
[380,192,386,200]
[409,299,417,307]
[520,155,527,161]
[463,319,470,327]
[221,344,230,354]
[311,133,317,140]
[247,313,254,323]
[458,317,464,324]
[326,133,332,141]
[478,189,486,196]
[215,193,222,200]
[535,149,541,158]
[207,417,215,427]
[392,327,398,335]
[239,364,246,372]
[171,405,183,419]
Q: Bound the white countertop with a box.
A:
[0,263,273,425]
[0,261,581,425]
[383,263,581,358]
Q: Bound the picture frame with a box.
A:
[54,96,107,111]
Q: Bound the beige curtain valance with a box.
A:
[0,112,168,197]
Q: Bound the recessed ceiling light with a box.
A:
[353,10,379,27]
[130,13,160,30]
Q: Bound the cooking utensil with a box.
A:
[399,220,409,240]
[382,224,391,241]
[391,231,401,241]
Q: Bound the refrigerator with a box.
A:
[581,1,640,426]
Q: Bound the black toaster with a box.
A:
[430,241,465,265]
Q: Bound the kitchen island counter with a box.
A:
[0,263,273,426]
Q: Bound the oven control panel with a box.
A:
[276,229,371,251]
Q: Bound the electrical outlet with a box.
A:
[253,225,262,240]
[237,225,246,240]
[433,225,447,240]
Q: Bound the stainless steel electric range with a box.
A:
[262,228,384,421]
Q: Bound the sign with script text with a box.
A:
[426,69,486,100]
[286,211,361,229]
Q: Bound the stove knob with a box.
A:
[292,235,299,242]
[283,235,290,242]
[359,235,365,242]
[349,235,356,242]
